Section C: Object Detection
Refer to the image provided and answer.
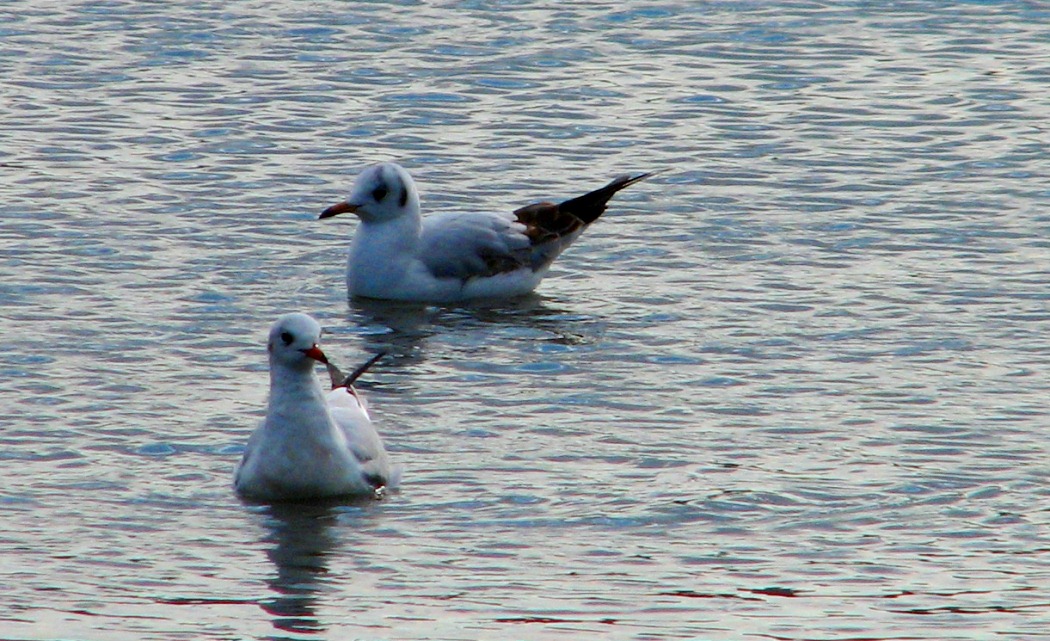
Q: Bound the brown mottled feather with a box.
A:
[446,171,654,281]
[513,172,653,247]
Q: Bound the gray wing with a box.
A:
[329,405,393,487]
[418,211,534,280]
[418,172,653,281]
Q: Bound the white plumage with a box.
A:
[234,313,399,501]
[320,162,652,302]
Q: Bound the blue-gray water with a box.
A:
[2,2,1048,639]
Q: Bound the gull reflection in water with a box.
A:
[348,293,590,370]
[258,499,372,638]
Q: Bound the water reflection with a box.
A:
[347,298,439,368]
[257,500,364,638]
[347,294,595,367]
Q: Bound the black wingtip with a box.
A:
[557,171,657,225]
[327,351,387,390]
[341,351,387,388]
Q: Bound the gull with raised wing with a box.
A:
[234,313,399,502]
[320,162,653,302]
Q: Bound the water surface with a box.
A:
[2,2,1048,639]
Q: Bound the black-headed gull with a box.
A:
[319,162,653,302]
[234,313,399,501]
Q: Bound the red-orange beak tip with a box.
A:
[302,345,329,364]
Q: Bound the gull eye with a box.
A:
[280,331,294,346]
[371,185,388,202]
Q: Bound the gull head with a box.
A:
[319,162,419,223]
[267,313,328,371]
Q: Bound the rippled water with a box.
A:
[2,2,1049,639]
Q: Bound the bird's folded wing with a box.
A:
[330,406,385,462]
[419,211,533,280]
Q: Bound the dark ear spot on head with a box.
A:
[398,187,408,208]
[371,185,388,202]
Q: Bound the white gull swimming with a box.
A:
[234,313,399,501]
[319,162,653,302]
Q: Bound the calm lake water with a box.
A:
[2,1,1048,639]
